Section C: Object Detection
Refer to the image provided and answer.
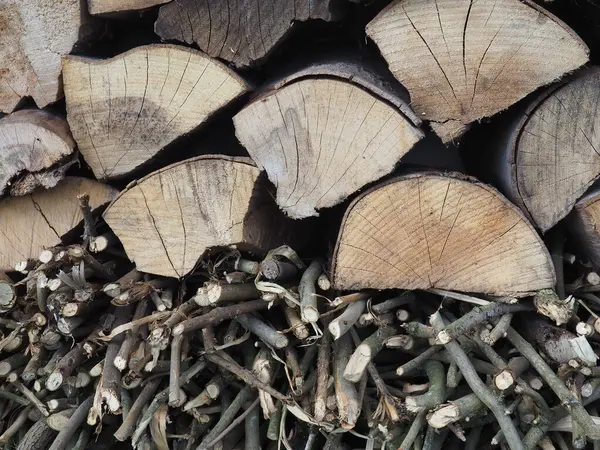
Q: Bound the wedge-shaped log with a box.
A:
[87,0,170,14]
[0,1,98,113]
[0,178,117,271]
[234,78,423,219]
[154,0,341,67]
[0,110,76,197]
[483,68,600,232]
[569,187,600,268]
[366,0,588,142]
[331,173,555,296]
[63,45,249,179]
[103,156,295,278]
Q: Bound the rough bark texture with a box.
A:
[0,109,76,197]
[331,172,555,296]
[0,177,117,270]
[366,0,589,142]
[569,187,600,269]
[63,44,249,179]
[87,0,170,14]
[234,77,423,218]
[0,0,98,113]
[103,155,296,278]
[154,0,342,67]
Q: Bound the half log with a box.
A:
[154,0,342,67]
[103,155,296,278]
[0,178,117,271]
[331,173,555,296]
[0,1,98,113]
[568,187,600,268]
[480,68,600,232]
[365,0,589,142]
[87,0,170,15]
[233,77,423,219]
[62,44,249,179]
[0,110,76,197]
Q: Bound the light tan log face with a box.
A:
[515,69,600,232]
[63,45,249,179]
[0,1,97,113]
[154,0,337,67]
[104,156,290,278]
[0,110,75,197]
[234,78,424,219]
[332,173,555,296]
[0,178,117,271]
[366,0,588,141]
[87,0,170,15]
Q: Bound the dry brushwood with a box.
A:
[0,0,99,113]
[154,0,342,67]
[0,177,117,271]
[63,44,249,179]
[87,0,170,14]
[331,172,555,296]
[104,155,297,278]
[365,0,589,142]
[0,110,76,197]
[233,77,423,218]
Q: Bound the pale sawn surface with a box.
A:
[516,69,600,232]
[0,109,75,197]
[233,78,424,219]
[87,0,170,14]
[62,44,249,179]
[0,0,97,113]
[154,0,337,67]
[103,156,264,278]
[332,173,555,296]
[366,0,589,142]
[568,188,600,268]
[0,177,117,271]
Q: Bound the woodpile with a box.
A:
[3,0,600,449]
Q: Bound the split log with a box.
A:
[154,0,342,67]
[480,68,600,232]
[62,44,249,179]
[0,110,76,197]
[0,1,98,112]
[569,186,600,269]
[234,77,423,218]
[365,0,589,142]
[103,155,296,278]
[87,0,170,15]
[331,172,555,296]
[0,177,117,271]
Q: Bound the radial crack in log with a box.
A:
[488,68,600,232]
[234,78,423,218]
[63,44,249,179]
[366,0,589,142]
[154,0,341,67]
[87,0,170,15]
[331,172,555,296]
[0,1,99,113]
[103,155,297,278]
[0,177,117,271]
[0,110,76,197]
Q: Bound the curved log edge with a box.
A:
[331,172,555,296]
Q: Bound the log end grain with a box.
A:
[331,172,556,296]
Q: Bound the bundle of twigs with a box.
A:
[1,201,600,450]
